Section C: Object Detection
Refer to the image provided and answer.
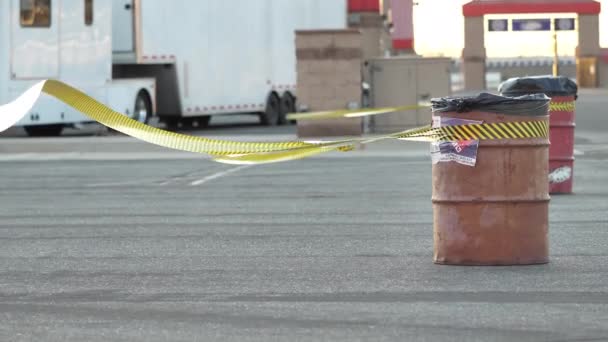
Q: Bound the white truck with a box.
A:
[1,0,348,136]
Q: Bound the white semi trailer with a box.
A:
[112,0,347,129]
[0,0,348,136]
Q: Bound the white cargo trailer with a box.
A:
[111,0,348,128]
[1,0,347,136]
[1,0,156,136]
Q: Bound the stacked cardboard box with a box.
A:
[347,12,388,62]
[295,29,363,137]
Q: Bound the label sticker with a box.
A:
[549,166,572,184]
[431,116,482,167]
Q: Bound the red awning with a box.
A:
[463,0,601,17]
[348,0,380,13]
[601,48,608,64]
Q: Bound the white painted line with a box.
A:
[87,179,158,187]
[190,165,252,186]
[160,168,213,186]
[573,149,584,156]
[159,178,178,186]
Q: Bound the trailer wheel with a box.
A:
[134,90,152,124]
[24,125,63,137]
[279,92,296,125]
[260,93,280,126]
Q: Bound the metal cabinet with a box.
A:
[576,56,597,87]
[365,56,451,133]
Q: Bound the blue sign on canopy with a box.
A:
[488,19,508,32]
[512,19,551,31]
[555,18,576,31]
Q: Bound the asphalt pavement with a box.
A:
[1,89,607,341]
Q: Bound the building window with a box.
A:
[85,0,93,25]
[20,0,51,27]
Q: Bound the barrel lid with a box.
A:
[498,75,578,97]
[431,92,550,116]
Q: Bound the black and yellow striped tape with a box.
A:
[549,101,575,112]
[285,103,429,121]
[397,120,549,141]
[0,80,549,164]
[42,80,330,155]
[212,121,549,164]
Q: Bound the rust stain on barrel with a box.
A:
[432,111,550,266]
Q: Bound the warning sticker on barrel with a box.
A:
[549,166,572,183]
[431,116,481,167]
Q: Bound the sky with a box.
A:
[412,0,608,58]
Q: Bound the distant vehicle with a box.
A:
[1,0,156,136]
[0,0,347,136]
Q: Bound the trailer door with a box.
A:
[112,0,134,52]
[11,0,59,79]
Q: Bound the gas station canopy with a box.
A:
[463,0,601,16]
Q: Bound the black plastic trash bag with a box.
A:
[498,75,578,99]
[431,92,550,117]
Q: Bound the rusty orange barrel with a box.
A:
[430,93,551,265]
[499,76,578,194]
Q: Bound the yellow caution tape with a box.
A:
[212,126,434,164]
[212,120,550,164]
[549,101,575,112]
[0,80,549,165]
[211,145,353,165]
[41,80,321,155]
[286,104,429,121]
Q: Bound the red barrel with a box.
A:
[548,96,576,193]
[498,76,578,194]
[431,93,550,265]
[348,0,380,12]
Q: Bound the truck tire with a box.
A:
[134,90,152,124]
[260,93,280,126]
[24,125,63,137]
[279,92,296,125]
